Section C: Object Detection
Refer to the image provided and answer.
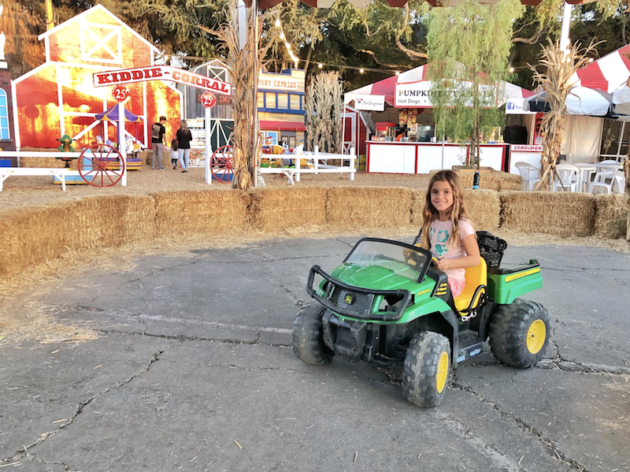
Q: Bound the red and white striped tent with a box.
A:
[571,44,630,93]
[344,62,535,111]
[249,0,594,10]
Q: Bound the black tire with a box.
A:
[402,331,451,408]
[488,299,550,369]
[292,304,333,365]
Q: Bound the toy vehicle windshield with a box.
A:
[344,240,430,282]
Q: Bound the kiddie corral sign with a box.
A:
[93,66,231,95]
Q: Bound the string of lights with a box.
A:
[273,14,403,75]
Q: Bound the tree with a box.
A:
[0,0,45,78]
[427,0,524,169]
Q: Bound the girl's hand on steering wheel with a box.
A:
[436,257,452,272]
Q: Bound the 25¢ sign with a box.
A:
[200,92,217,108]
[112,85,130,103]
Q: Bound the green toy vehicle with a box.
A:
[292,232,549,408]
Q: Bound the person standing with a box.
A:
[151,116,167,170]
[176,120,193,173]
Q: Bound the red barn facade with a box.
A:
[12,5,182,150]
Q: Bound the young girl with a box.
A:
[169,139,179,170]
[420,170,481,298]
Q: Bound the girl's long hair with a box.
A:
[171,139,178,151]
[180,120,188,132]
[420,170,468,251]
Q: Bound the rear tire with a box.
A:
[488,299,550,368]
[402,331,451,408]
[292,304,333,365]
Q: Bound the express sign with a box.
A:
[93,66,231,96]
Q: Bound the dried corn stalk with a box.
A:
[201,0,277,189]
[305,72,343,153]
[530,39,598,191]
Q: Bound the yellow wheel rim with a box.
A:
[436,351,449,394]
[526,319,546,354]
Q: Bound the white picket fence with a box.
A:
[259,146,356,185]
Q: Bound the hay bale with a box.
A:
[21,156,77,169]
[327,187,412,228]
[464,189,501,230]
[250,187,326,232]
[594,194,628,240]
[500,191,596,237]
[154,190,250,236]
[0,195,156,277]
[456,170,522,191]
[411,189,499,231]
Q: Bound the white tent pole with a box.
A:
[341,110,346,154]
[118,102,127,186]
[559,3,572,53]
[205,106,212,185]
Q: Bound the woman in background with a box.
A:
[176,120,193,173]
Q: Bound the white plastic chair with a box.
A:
[553,164,580,192]
[515,161,540,191]
[591,169,626,194]
[590,161,621,193]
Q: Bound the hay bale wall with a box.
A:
[410,189,499,231]
[594,194,628,240]
[456,170,522,191]
[154,190,250,237]
[501,191,596,237]
[327,187,412,229]
[0,195,156,277]
[250,187,326,232]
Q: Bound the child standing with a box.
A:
[169,139,179,170]
[419,170,481,298]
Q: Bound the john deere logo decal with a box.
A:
[344,294,355,305]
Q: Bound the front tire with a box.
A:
[292,304,333,365]
[402,331,451,408]
[488,299,550,368]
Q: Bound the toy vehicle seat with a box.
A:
[454,258,487,314]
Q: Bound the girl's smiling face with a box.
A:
[431,180,454,218]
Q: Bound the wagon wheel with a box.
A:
[78,144,126,187]
[211,145,234,183]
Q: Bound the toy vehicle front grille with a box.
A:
[331,287,372,315]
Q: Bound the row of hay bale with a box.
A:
[0,187,627,277]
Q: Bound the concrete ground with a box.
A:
[1,237,629,472]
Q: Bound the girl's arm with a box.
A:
[436,234,481,271]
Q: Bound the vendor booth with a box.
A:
[345,62,535,174]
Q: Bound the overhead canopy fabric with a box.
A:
[612,86,630,115]
[249,0,594,10]
[571,44,630,94]
[527,87,614,116]
[95,105,144,123]
[344,62,534,110]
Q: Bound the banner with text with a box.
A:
[354,94,385,111]
[395,81,432,108]
[93,66,232,95]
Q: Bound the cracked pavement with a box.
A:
[1,237,629,471]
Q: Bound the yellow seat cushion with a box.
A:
[454,258,487,312]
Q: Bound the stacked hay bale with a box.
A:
[500,191,596,237]
[327,187,412,229]
[411,189,500,231]
[250,187,327,232]
[153,190,250,237]
[0,195,156,277]
[594,194,628,240]
[456,170,522,191]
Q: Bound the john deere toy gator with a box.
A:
[292,232,549,408]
